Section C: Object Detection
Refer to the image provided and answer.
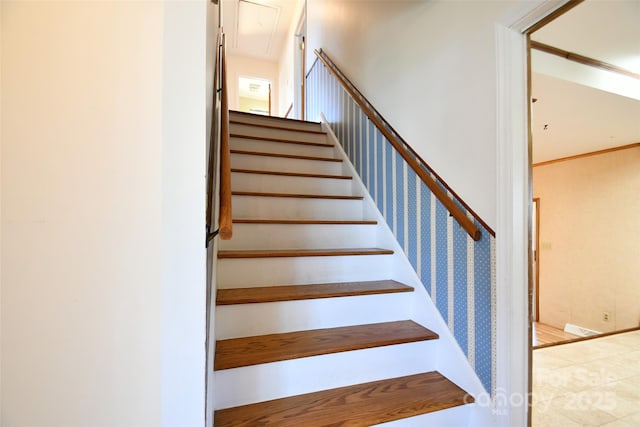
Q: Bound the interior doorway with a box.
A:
[529,0,640,347]
[238,76,271,116]
[526,1,640,426]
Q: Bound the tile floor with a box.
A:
[532,329,640,426]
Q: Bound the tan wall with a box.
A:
[534,146,640,333]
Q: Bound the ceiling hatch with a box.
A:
[236,0,281,57]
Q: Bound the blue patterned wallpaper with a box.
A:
[306,57,497,394]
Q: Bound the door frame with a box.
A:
[293,3,306,120]
[495,1,580,426]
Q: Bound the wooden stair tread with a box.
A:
[230,120,327,135]
[218,248,394,259]
[230,149,342,162]
[220,109,473,426]
[231,133,333,148]
[231,168,352,180]
[214,371,472,426]
[217,280,413,305]
[215,320,437,370]
[232,219,377,225]
[232,191,363,200]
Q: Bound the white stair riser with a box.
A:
[232,196,365,220]
[216,293,412,339]
[231,153,344,175]
[374,404,472,426]
[230,138,335,158]
[217,254,392,288]
[230,113,322,132]
[219,223,377,250]
[230,124,328,144]
[231,173,354,196]
[214,340,439,409]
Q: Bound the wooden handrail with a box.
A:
[284,103,293,118]
[205,30,221,241]
[313,49,483,241]
[219,33,232,240]
[206,29,232,245]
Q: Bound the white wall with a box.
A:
[226,54,279,115]
[161,1,209,426]
[1,1,209,425]
[277,0,305,118]
[205,2,220,426]
[305,0,525,229]
[278,29,296,117]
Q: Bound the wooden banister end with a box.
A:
[472,229,482,242]
[220,227,233,240]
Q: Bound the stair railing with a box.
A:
[206,29,232,246]
[313,49,492,241]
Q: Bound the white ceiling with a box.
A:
[222,0,301,62]
[531,0,640,163]
[531,72,640,163]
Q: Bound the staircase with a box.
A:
[212,111,477,426]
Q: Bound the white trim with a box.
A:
[430,193,436,298]
[466,217,475,369]
[495,23,529,427]
[366,115,371,191]
[374,126,378,205]
[349,97,353,157]
[359,110,364,177]
[416,176,422,279]
[403,162,409,256]
[351,98,356,160]
[495,2,572,425]
[490,235,497,398]
[382,132,387,218]
[503,0,569,33]
[447,212,454,331]
[392,149,397,236]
